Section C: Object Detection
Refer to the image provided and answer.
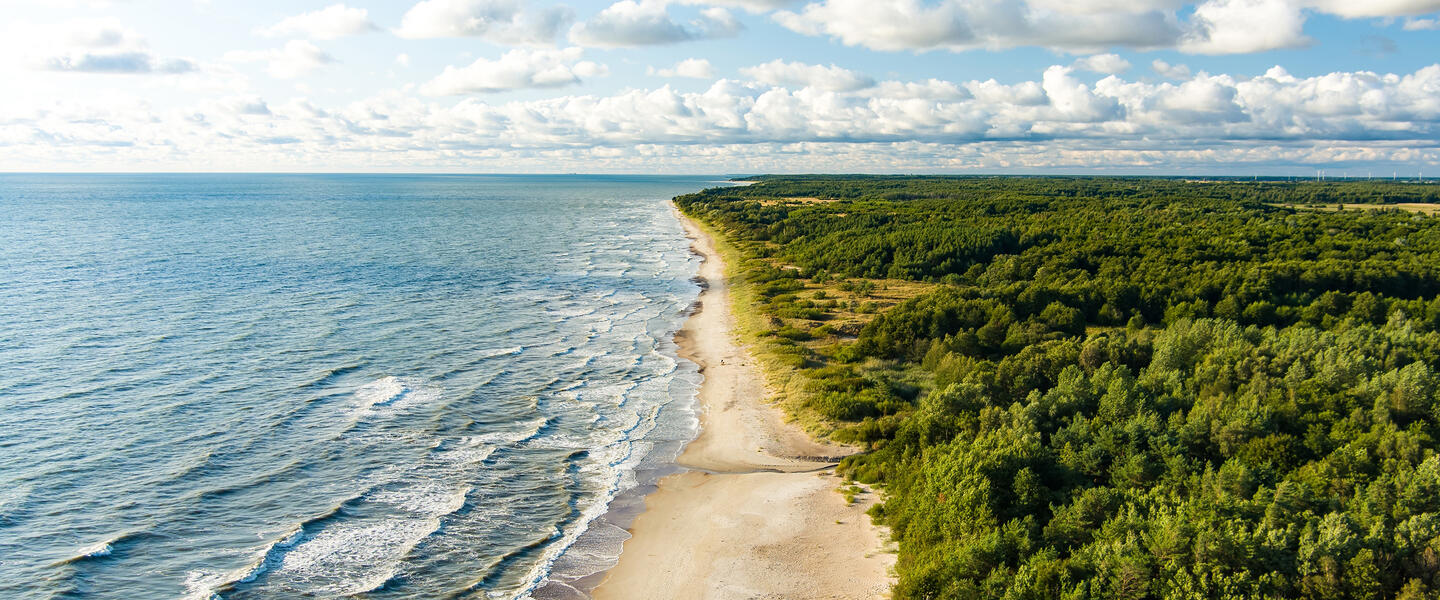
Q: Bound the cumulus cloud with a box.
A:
[673,0,801,12]
[570,1,742,46]
[227,96,272,115]
[1025,0,1189,14]
[1152,59,1193,79]
[770,0,1434,55]
[1307,0,1440,18]
[225,40,336,79]
[6,41,1440,173]
[258,4,378,40]
[11,19,197,74]
[649,57,715,78]
[1180,0,1309,54]
[863,79,971,101]
[772,0,1179,53]
[1038,66,1122,122]
[1404,17,1440,30]
[740,59,874,91]
[41,51,195,74]
[409,62,1435,150]
[1072,53,1132,74]
[394,0,571,44]
[419,47,606,95]
[102,62,1440,151]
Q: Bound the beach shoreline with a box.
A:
[588,207,894,599]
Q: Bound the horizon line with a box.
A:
[0,171,1434,179]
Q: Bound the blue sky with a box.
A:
[2,0,1439,174]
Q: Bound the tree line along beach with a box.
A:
[600,175,1440,600]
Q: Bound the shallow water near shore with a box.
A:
[0,174,721,599]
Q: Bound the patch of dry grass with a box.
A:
[1274,202,1440,215]
[681,212,936,438]
[756,196,839,206]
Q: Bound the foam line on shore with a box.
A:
[586,207,896,600]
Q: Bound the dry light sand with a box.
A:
[589,210,895,600]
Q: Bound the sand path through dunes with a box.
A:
[589,209,894,600]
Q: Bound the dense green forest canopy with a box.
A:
[676,176,1440,600]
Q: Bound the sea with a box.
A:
[0,174,724,599]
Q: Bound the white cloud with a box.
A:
[45,60,1413,162]
[673,0,801,12]
[1152,60,1193,79]
[1072,53,1132,74]
[395,53,412,67]
[772,0,1179,53]
[380,62,1440,150]
[1122,75,1247,125]
[1307,0,1440,18]
[968,78,1047,106]
[419,47,606,95]
[1180,0,1309,54]
[6,19,197,74]
[864,79,970,101]
[740,59,874,91]
[1025,0,1188,14]
[1404,17,1440,29]
[5,26,1440,174]
[769,0,1426,55]
[772,1,967,51]
[1039,66,1122,122]
[258,4,378,40]
[649,57,715,78]
[40,52,196,73]
[225,40,336,79]
[570,1,743,47]
[226,96,271,115]
[394,0,571,44]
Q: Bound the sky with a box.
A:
[2,0,1440,174]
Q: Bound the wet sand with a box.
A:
[589,210,894,600]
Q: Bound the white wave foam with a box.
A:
[204,219,700,599]
[277,519,434,595]
[181,521,311,599]
[434,439,497,466]
[352,376,440,415]
[522,282,706,598]
[470,417,548,447]
[508,438,650,599]
[53,530,146,568]
[542,520,630,582]
[273,527,304,550]
[477,346,524,360]
[184,569,233,600]
[353,376,405,410]
[368,481,470,516]
[182,545,271,600]
[76,541,113,559]
[207,482,469,598]
[266,483,470,596]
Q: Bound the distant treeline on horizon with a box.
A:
[733,172,1439,185]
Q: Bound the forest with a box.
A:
[675,176,1440,600]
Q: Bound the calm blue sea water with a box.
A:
[0,174,720,599]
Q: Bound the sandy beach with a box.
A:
[590,210,894,599]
